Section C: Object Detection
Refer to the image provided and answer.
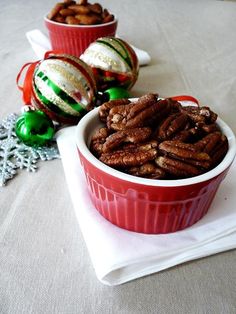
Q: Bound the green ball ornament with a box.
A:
[15,109,55,147]
[104,87,130,100]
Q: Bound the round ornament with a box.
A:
[15,109,55,147]
[104,87,130,100]
[80,37,139,91]
[31,53,97,124]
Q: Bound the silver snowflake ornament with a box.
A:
[0,113,60,186]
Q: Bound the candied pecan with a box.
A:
[99,141,158,168]
[106,94,157,130]
[121,140,158,152]
[159,140,212,170]
[102,127,152,153]
[159,141,210,161]
[99,98,130,122]
[106,102,136,130]
[107,94,173,131]
[194,132,222,153]
[126,97,171,129]
[172,127,202,142]
[181,106,217,125]
[159,140,210,160]
[127,93,159,119]
[156,112,189,141]
[127,162,166,179]
[90,127,110,157]
[201,123,219,134]
[155,156,202,178]
[194,132,228,166]
[211,137,228,166]
[137,140,159,151]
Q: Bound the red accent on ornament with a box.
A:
[73,91,82,102]
[104,71,114,78]
[117,73,129,82]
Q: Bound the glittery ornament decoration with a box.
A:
[15,108,55,147]
[32,53,97,124]
[0,113,59,186]
[80,37,139,91]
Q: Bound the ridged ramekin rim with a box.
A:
[44,16,118,29]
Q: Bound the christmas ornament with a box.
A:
[80,37,139,91]
[104,87,130,100]
[32,53,97,124]
[15,108,55,147]
[17,52,97,125]
[0,113,59,186]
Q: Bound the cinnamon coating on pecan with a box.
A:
[156,112,189,141]
[102,127,152,153]
[159,141,211,161]
[194,132,228,166]
[107,93,173,131]
[128,162,166,179]
[99,98,131,122]
[155,156,202,178]
[158,140,212,172]
[90,127,110,157]
[181,106,217,125]
[99,142,158,168]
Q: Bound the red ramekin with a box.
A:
[44,17,118,58]
[76,106,236,234]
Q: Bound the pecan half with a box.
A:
[159,141,210,161]
[99,98,131,122]
[155,156,202,178]
[181,106,217,125]
[99,141,158,168]
[194,132,228,166]
[90,127,110,157]
[156,112,189,141]
[102,127,152,153]
[201,123,219,134]
[125,97,171,129]
[107,93,173,131]
[106,102,136,130]
[127,162,166,179]
[172,127,201,142]
[159,140,211,170]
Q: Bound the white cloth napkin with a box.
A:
[56,126,236,286]
[26,29,151,66]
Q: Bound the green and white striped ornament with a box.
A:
[81,37,139,91]
[32,53,97,124]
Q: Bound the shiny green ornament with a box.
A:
[15,110,55,147]
[104,87,130,100]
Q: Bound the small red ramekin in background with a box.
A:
[44,17,118,58]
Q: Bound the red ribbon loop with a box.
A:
[170,95,199,106]
[16,51,60,106]
[16,61,39,105]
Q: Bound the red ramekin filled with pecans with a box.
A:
[76,94,236,234]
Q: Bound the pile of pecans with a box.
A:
[90,94,229,179]
[47,0,114,25]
